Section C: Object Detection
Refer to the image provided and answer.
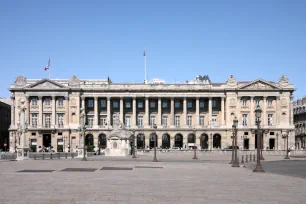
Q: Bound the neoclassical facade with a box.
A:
[8,75,295,153]
[293,97,306,149]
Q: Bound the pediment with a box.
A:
[238,79,280,90]
[26,79,67,89]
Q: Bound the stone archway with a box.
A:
[162,134,170,149]
[174,133,183,148]
[137,134,145,149]
[213,134,221,149]
[98,134,107,149]
[200,134,209,149]
[149,133,158,149]
[85,134,94,146]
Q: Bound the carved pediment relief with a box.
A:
[26,79,66,89]
[239,80,280,90]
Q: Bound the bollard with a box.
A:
[42,152,44,160]
[65,153,67,159]
[51,153,52,160]
[245,155,248,163]
[241,155,244,164]
[253,154,256,161]
[58,153,60,159]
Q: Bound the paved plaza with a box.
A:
[0,153,306,204]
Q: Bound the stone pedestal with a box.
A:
[16,147,30,160]
[77,146,86,158]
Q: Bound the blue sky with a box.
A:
[0,0,305,98]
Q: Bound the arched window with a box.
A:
[85,134,94,146]
[99,134,107,149]
[174,134,183,148]
[162,134,170,149]
[137,134,145,149]
[200,134,209,149]
[213,134,221,149]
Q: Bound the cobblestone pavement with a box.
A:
[0,154,305,204]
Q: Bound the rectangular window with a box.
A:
[44,114,51,128]
[255,100,260,106]
[268,114,273,126]
[87,115,94,128]
[199,116,205,126]
[125,101,131,108]
[187,116,192,127]
[175,101,180,108]
[150,115,156,128]
[187,100,193,109]
[125,115,131,128]
[31,113,38,128]
[32,98,37,106]
[162,101,168,108]
[137,115,143,128]
[242,114,248,127]
[45,98,51,105]
[242,98,247,106]
[162,115,168,127]
[137,101,143,109]
[113,101,119,109]
[212,99,217,108]
[58,98,64,106]
[268,99,273,106]
[150,101,156,108]
[175,116,180,127]
[57,113,64,128]
[212,115,217,127]
[100,100,106,108]
[200,101,205,108]
[88,99,94,108]
[100,115,107,127]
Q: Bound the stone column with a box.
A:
[221,97,225,126]
[196,97,200,127]
[120,97,124,124]
[183,98,187,127]
[132,97,137,128]
[208,97,212,127]
[144,97,149,128]
[11,95,15,128]
[171,98,174,127]
[94,97,98,127]
[64,96,69,127]
[276,96,280,125]
[157,97,162,127]
[52,96,56,127]
[38,96,43,128]
[107,97,111,128]
[263,96,267,127]
[289,96,294,126]
[81,96,85,109]
[250,96,254,127]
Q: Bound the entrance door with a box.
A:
[269,138,275,150]
[43,134,51,148]
[244,139,249,150]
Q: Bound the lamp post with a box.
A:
[230,124,235,164]
[210,133,212,152]
[284,131,290,159]
[260,131,265,160]
[232,117,239,167]
[192,128,197,159]
[253,105,264,172]
[79,108,87,161]
[152,124,158,162]
[132,129,137,158]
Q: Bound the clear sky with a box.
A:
[0,0,305,98]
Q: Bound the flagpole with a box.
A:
[144,49,147,84]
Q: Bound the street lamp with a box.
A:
[152,124,158,162]
[192,128,197,159]
[132,129,137,158]
[232,117,239,167]
[253,105,264,172]
[260,131,265,160]
[284,131,290,159]
[79,108,87,161]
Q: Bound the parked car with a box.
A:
[222,146,239,151]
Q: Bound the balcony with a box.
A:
[57,124,64,128]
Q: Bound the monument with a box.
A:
[105,113,133,156]
[16,98,30,160]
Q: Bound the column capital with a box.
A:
[250,96,254,99]
[276,96,280,100]
[81,96,86,100]
[51,95,56,99]
[221,97,225,101]
[107,96,111,100]
[263,96,267,99]
[38,96,43,100]
[25,94,29,99]
[94,96,98,100]
[64,96,69,100]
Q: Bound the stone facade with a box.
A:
[293,97,306,149]
[8,75,295,153]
